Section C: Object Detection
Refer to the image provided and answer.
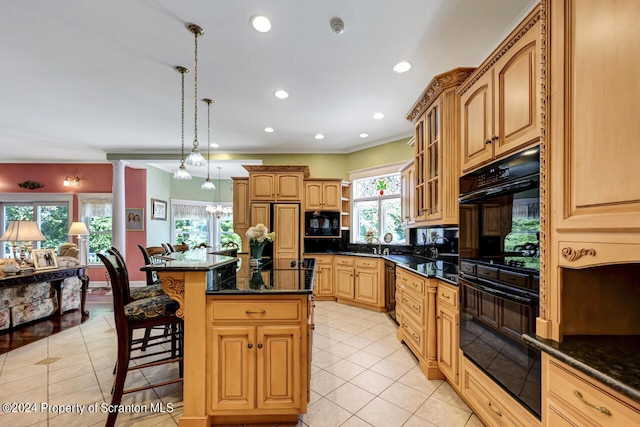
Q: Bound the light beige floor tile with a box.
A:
[397,366,442,395]
[48,361,96,384]
[48,371,101,398]
[403,414,438,427]
[379,381,430,412]
[0,369,48,398]
[311,349,343,369]
[0,363,48,385]
[368,358,412,381]
[310,370,346,396]
[344,350,382,369]
[0,408,48,427]
[384,347,418,368]
[414,396,472,427]
[349,370,394,395]
[355,396,411,427]
[341,335,375,350]
[432,381,471,411]
[465,414,486,427]
[340,415,373,426]
[323,359,366,381]
[325,382,376,413]
[362,341,399,358]
[312,334,340,350]
[324,342,359,358]
[300,397,351,427]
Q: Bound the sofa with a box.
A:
[0,243,85,331]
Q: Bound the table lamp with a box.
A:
[68,222,90,265]
[0,220,46,267]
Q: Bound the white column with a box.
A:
[112,160,127,257]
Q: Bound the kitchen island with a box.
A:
[142,251,315,427]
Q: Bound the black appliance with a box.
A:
[384,260,397,323]
[304,211,340,237]
[458,146,542,419]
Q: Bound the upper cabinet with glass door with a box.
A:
[405,67,475,226]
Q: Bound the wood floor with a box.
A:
[0,289,113,355]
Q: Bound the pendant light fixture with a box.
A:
[173,66,192,180]
[206,166,233,218]
[185,23,207,167]
[201,98,215,190]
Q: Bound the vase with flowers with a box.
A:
[246,223,275,267]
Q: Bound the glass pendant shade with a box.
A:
[185,147,206,166]
[201,177,215,190]
[173,164,192,180]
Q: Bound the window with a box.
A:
[79,197,113,264]
[352,173,405,244]
[172,201,240,250]
[1,196,72,258]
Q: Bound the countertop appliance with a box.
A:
[304,211,341,237]
[384,259,397,323]
[458,146,542,419]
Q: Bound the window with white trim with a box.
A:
[79,197,113,264]
[352,173,405,244]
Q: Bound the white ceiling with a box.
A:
[0,0,536,178]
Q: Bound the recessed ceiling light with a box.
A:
[359,133,369,138]
[372,112,384,120]
[274,89,289,99]
[315,134,325,140]
[210,142,219,148]
[250,15,272,33]
[393,61,412,74]
[264,127,274,133]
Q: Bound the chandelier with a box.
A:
[206,167,232,218]
[173,66,192,180]
[184,23,207,167]
[201,98,215,190]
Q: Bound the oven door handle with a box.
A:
[458,177,538,203]
[459,276,538,306]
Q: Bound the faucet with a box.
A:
[366,236,382,255]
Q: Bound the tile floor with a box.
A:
[0,300,484,427]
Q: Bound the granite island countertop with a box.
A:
[523,334,640,404]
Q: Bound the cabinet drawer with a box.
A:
[438,284,458,309]
[334,256,355,267]
[460,261,476,275]
[309,255,333,265]
[397,268,426,295]
[399,290,424,324]
[210,300,301,322]
[498,270,529,288]
[547,357,640,427]
[399,313,424,355]
[355,258,379,269]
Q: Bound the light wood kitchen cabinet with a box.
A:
[458,7,540,174]
[273,204,299,260]
[539,0,640,342]
[461,354,541,427]
[233,177,250,230]
[436,281,459,390]
[543,354,640,427]
[208,296,308,416]
[251,203,270,228]
[304,180,341,211]
[341,182,351,231]
[395,266,442,380]
[334,256,384,311]
[406,68,474,226]
[309,254,334,300]
[400,159,415,227]
[243,165,309,202]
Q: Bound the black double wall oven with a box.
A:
[458,146,542,419]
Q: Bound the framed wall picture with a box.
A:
[33,248,59,271]
[126,208,145,231]
[151,198,167,221]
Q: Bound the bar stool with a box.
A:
[98,253,183,427]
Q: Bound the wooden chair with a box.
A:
[111,246,164,300]
[172,242,190,252]
[137,245,168,288]
[98,252,183,427]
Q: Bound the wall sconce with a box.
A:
[63,176,80,187]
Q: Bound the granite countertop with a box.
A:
[304,251,459,285]
[523,334,640,403]
[207,258,316,295]
[140,248,238,271]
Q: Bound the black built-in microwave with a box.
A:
[304,211,340,237]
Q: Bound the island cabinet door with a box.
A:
[210,326,256,411]
[256,325,302,410]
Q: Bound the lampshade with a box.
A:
[68,222,89,236]
[0,220,45,242]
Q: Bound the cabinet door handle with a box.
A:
[258,343,263,349]
[485,139,492,144]
[248,343,253,349]
[246,310,266,315]
[412,304,420,311]
[441,293,450,299]
[573,390,612,416]
[486,401,502,417]
[491,135,498,142]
